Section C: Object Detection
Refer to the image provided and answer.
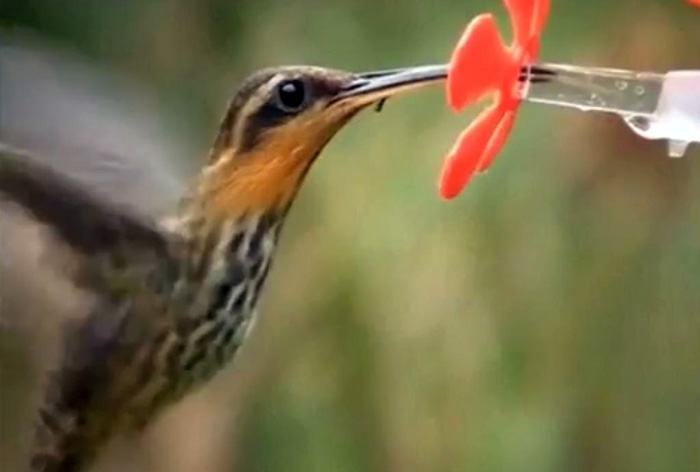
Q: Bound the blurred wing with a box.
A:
[0,40,194,469]
[0,147,171,259]
[0,37,191,321]
[0,38,191,217]
[0,132,182,472]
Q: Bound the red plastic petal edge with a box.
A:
[505,0,538,46]
[439,104,503,199]
[531,0,550,41]
[476,109,515,172]
[447,15,511,110]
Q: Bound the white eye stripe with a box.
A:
[262,74,292,101]
[232,75,296,146]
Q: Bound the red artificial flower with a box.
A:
[440,0,550,199]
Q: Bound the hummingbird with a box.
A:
[0,64,446,472]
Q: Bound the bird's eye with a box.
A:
[277,79,306,112]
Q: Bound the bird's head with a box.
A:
[194,65,445,221]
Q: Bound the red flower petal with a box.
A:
[531,0,550,41]
[440,0,550,198]
[439,104,504,199]
[505,0,537,47]
[476,109,516,171]
[505,0,549,51]
[447,14,512,111]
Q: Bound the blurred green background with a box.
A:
[0,1,699,472]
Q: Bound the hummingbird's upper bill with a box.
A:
[332,65,448,108]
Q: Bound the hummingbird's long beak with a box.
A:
[331,65,448,108]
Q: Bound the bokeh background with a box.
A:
[1,1,699,471]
